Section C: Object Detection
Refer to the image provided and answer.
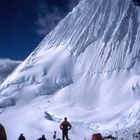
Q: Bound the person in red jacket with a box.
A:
[0,123,7,140]
[91,133,104,140]
[60,117,72,140]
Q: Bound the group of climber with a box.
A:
[18,133,47,140]
[0,117,72,140]
[0,117,119,140]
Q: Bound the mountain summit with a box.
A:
[0,0,140,139]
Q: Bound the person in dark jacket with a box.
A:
[38,134,46,140]
[0,123,7,140]
[60,117,72,140]
[53,131,57,139]
[18,133,26,140]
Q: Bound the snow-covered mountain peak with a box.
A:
[0,0,140,139]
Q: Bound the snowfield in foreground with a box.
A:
[0,0,140,139]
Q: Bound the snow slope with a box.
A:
[0,0,140,139]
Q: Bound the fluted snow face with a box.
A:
[0,0,140,131]
[38,0,140,72]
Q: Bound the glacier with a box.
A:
[0,0,140,139]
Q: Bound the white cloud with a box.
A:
[0,58,21,83]
[68,0,80,10]
[36,0,80,36]
[36,6,63,36]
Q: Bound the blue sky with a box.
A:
[0,0,79,60]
